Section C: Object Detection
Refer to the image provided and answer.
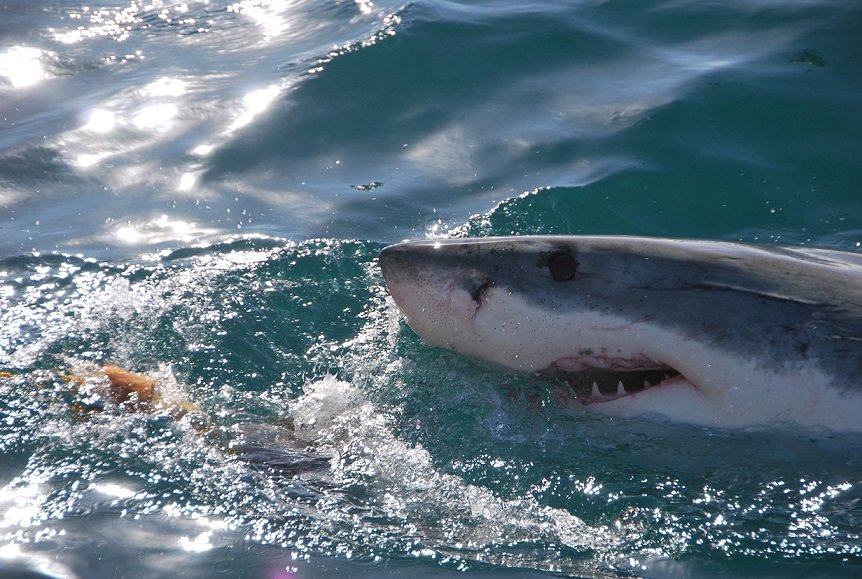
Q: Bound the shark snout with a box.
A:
[378,244,412,309]
[378,243,421,305]
[379,241,482,348]
[378,243,402,278]
[379,241,444,320]
[378,242,422,285]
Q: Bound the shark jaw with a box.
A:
[379,236,862,432]
[554,366,683,405]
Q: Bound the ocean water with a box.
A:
[1,1,861,577]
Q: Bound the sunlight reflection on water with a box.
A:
[0,46,48,88]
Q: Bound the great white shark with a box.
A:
[378,236,862,431]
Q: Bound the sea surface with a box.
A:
[1,1,862,577]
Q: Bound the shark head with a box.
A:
[379,236,862,431]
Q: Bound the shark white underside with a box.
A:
[467,290,852,430]
[379,236,862,432]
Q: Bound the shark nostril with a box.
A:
[471,279,491,303]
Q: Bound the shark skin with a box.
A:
[379,236,862,432]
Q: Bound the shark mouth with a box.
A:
[559,367,683,404]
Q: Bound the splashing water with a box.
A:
[1,237,860,578]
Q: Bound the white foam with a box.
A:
[290,376,618,558]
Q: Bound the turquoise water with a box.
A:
[1,1,861,577]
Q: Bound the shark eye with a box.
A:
[548,251,578,281]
